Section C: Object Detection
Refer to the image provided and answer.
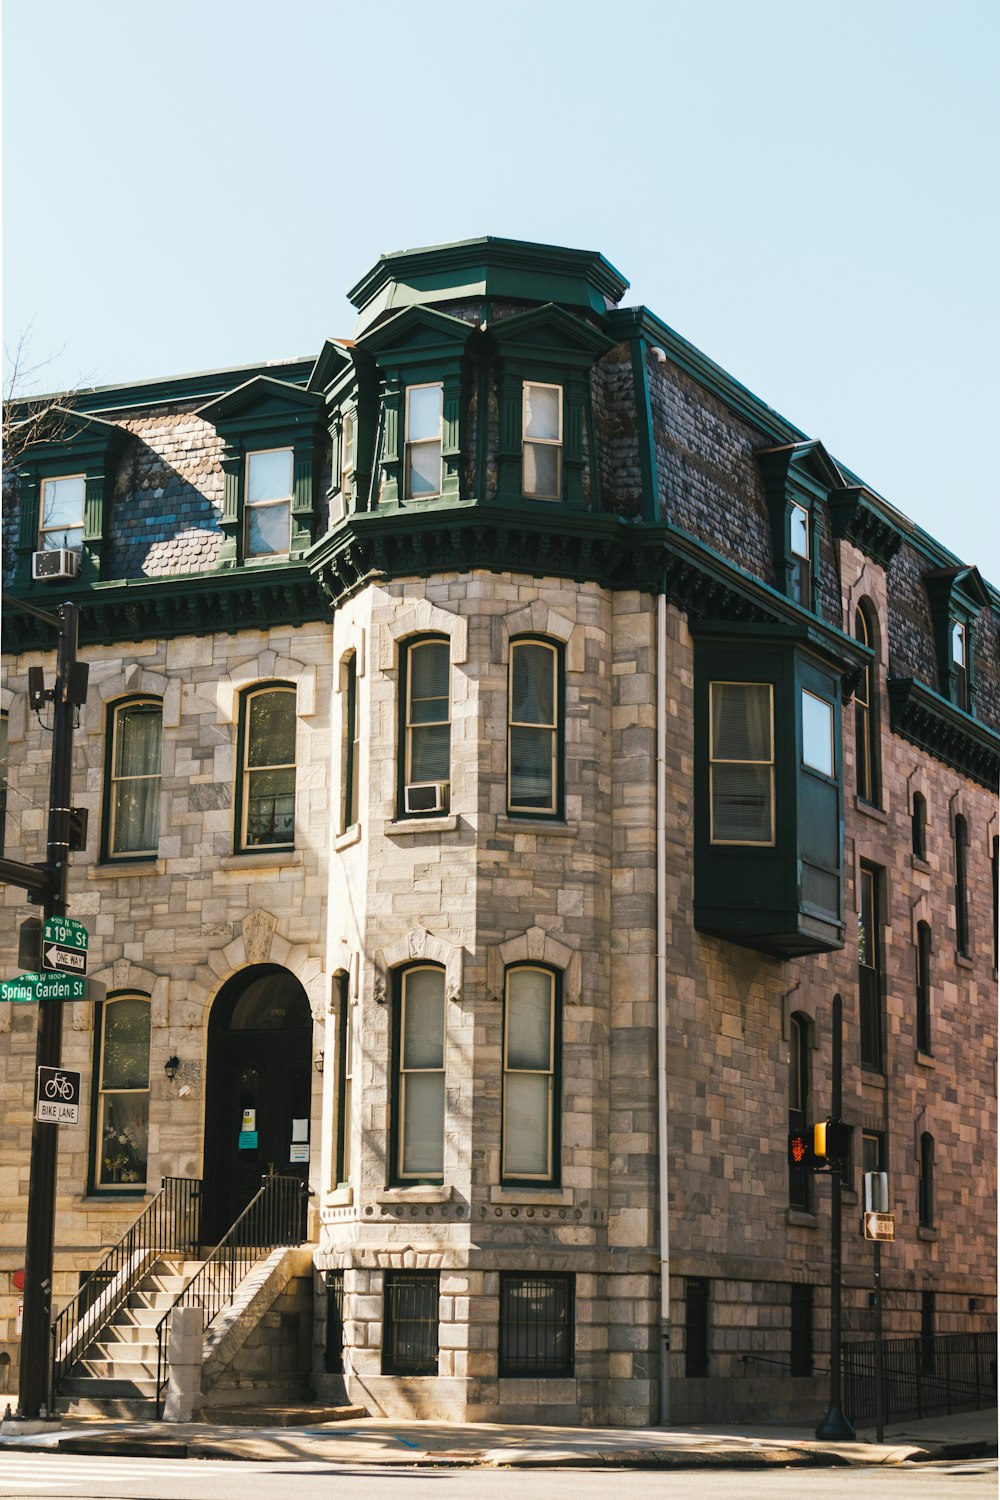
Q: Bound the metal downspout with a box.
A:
[656,590,671,1423]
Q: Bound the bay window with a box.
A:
[709,681,774,845]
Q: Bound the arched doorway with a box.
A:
[202,965,313,1243]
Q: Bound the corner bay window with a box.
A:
[508,639,560,815]
[522,381,562,499]
[93,996,150,1190]
[394,966,445,1182]
[245,448,293,558]
[39,474,85,551]
[402,638,450,814]
[502,967,558,1183]
[709,681,774,844]
[404,383,443,499]
[239,685,296,850]
[107,698,162,857]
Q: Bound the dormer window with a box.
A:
[341,410,355,499]
[522,382,563,500]
[245,448,293,558]
[951,621,968,710]
[789,503,811,608]
[404,384,443,499]
[39,474,85,551]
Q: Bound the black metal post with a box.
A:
[18,603,79,1420]
[873,1240,885,1442]
[816,992,856,1440]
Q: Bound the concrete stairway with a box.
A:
[54,1257,204,1419]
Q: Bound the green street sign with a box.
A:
[43,917,89,951]
[0,972,88,1003]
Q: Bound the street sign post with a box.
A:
[36,1066,81,1125]
[863,1211,895,1242]
[0,973,88,1003]
[42,917,88,975]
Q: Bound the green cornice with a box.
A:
[1,566,328,654]
[887,676,1000,789]
[349,236,629,336]
[757,440,845,498]
[827,486,903,568]
[8,359,316,420]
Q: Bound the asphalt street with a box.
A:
[0,1454,995,1500]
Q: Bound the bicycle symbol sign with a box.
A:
[36,1066,81,1125]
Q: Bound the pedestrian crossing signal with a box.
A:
[787,1130,816,1169]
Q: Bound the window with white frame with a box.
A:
[39,474,85,551]
[788,502,811,607]
[522,382,562,499]
[93,995,151,1190]
[245,448,293,558]
[951,620,969,710]
[395,966,446,1182]
[508,639,560,815]
[341,409,355,499]
[238,685,296,849]
[502,966,558,1183]
[401,637,450,814]
[709,682,775,844]
[106,698,162,858]
[404,384,443,499]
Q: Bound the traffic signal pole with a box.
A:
[815,991,855,1441]
[16,602,82,1420]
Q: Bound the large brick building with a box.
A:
[1,237,996,1425]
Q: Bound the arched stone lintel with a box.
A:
[494,926,581,1003]
[377,600,469,670]
[379,927,464,1004]
[494,602,583,673]
[216,655,316,724]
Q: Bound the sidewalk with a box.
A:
[1,1407,996,1468]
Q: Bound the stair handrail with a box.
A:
[50,1174,202,1405]
[154,1173,305,1416]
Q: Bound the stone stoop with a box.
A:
[198,1246,315,1412]
[54,1256,205,1420]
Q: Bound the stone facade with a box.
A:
[1,236,996,1426]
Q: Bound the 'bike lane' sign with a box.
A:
[36,1066,82,1124]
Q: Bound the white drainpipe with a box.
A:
[656,592,671,1424]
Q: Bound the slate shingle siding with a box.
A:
[2,473,19,588]
[591,347,643,519]
[109,407,224,579]
[648,356,775,586]
[972,602,1000,729]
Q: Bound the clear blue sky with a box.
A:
[3,0,997,575]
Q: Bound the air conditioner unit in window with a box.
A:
[32,549,80,581]
[405,782,448,815]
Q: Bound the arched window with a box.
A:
[916,922,932,1055]
[92,995,151,1192]
[788,1014,811,1211]
[393,965,446,1182]
[508,638,562,817]
[105,697,162,858]
[237,684,296,850]
[919,1132,935,1228]
[854,604,880,805]
[911,792,927,860]
[502,966,560,1184]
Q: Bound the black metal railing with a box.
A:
[843,1333,997,1425]
[50,1175,201,1405]
[154,1173,305,1415]
[382,1271,440,1376]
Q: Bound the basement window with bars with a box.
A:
[498,1273,574,1377]
[382,1272,439,1375]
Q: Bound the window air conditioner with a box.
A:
[404,782,448,815]
[32,549,80,581]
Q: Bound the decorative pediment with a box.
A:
[10,405,127,466]
[197,375,322,431]
[307,339,356,394]
[757,440,845,502]
[923,564,991,615]
[355,305,475,363]
[488,302,614,366]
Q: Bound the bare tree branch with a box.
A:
[2,326,77,466]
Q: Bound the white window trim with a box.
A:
[501,965,556,1183]
[240,684,297,851]
[39,472,86,549]
[404,638,451,805]
[397,964,446,1182]
[521,381,563,500]
[108,698,162,858]
[94,995,151,1192]
[404,382,443,500]
[245,447,293,559]
[507,639,559,816]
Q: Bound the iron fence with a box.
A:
[50,1175,201,1405]
[843,1332,997,1425]
[154,1173,305,1415]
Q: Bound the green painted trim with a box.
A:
[887,676,1000,789]
[197,375,323,424]
[828,487,903,568]
[9,359,315,420]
